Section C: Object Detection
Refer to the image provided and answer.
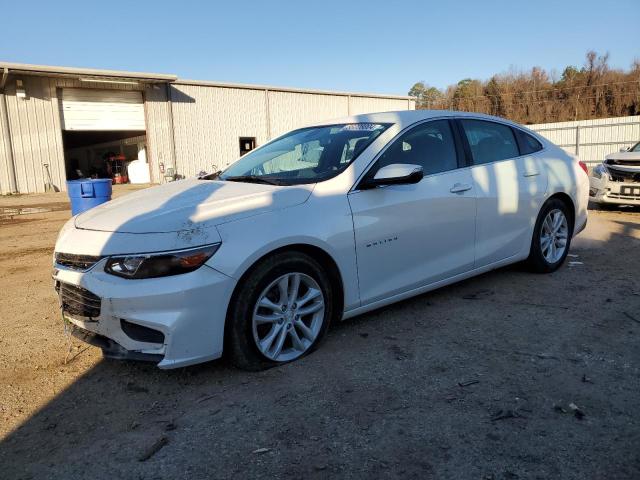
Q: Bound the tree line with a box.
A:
[408,51,640,124]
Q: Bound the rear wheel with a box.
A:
[526,198,573,273]
[226,252,334,370]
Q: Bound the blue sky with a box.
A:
[1,0,637,95]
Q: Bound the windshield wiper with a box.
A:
[223,175,282,185]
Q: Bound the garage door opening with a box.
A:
[60,88,151,184]
[62,130,149,183]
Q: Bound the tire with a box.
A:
[525,198,574,273]
[226,251,334,371]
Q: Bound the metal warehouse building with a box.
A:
[0,62,415,194]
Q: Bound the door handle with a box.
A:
[523,171,540,177]
[450,183,472,194]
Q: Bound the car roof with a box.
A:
[313,110,525,131]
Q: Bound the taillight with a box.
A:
[578,161,589,175]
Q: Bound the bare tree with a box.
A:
[409,51,640,123]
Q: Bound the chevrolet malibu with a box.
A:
[53,111,589,370]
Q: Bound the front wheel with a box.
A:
[525,198,574,273]
[226,252,334,370]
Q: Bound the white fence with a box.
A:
[528,116,640,168]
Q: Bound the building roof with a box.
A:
[0,61,413,100]
[175,78,414,100]
[0,61,177,82]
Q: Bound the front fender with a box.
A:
[209,199,360,311]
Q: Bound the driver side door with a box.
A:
[348,119,477,305]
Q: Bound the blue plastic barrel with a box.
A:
[66,179,113,215]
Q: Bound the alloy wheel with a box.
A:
[252,272,325,362]
[540,208,569,263]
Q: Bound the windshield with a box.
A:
[219,123,390,185]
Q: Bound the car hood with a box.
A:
[604,151,640,172]
[74,178,314,234]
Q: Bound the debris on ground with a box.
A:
[569,403,586,420]
[458,380,479,387]
[568,261,584,266]
[554,404,567,414]
[196,394,217,404]
[581,374,593,384]
[554,402,586,420]
[138,436,169,462]
[252,448,271,454]
[513,351,559,361]
[490,409,526,422]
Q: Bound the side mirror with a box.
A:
[361,163,423,189]
[620,147,629,152]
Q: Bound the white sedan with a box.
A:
[53,111,589,370]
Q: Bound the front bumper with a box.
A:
[53,258,236,369]
[589,176,640,206]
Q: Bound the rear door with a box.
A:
[348,119,476,305]
[458,119,547,266]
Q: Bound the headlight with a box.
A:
[104,244,221,279]
[592,164,609,180]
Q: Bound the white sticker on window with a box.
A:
[339,123,385,132]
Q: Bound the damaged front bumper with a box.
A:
[53,257,236,369]
[589,163,640,206]
[70,327,164,363]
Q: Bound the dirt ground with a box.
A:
[0,189,639,480]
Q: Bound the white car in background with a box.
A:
[589,141,640,207]
[53,111,589,370]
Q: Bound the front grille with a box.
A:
[607,166,640,183]
[59,283,101,318]
[55,252,102,271]
[606,159,640,167]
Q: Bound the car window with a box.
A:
[514,129,543,155]
[220,123,390,185]
[631,142,640,152]
[375,120,458,176]
[261,139,323,174]
[461,119,519,165]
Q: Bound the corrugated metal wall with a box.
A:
[0,93,13,194]
[170,84,269,177]
[169,83,415,178]
[143,85,175,184]
[267,91,349,138]
[349,96,413,115]
[529,116,640,168]
[2,76,66,194]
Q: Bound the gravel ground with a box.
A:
[0,192,639,480]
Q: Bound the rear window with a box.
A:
[460,119,519,165]
[514,129,543,155]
